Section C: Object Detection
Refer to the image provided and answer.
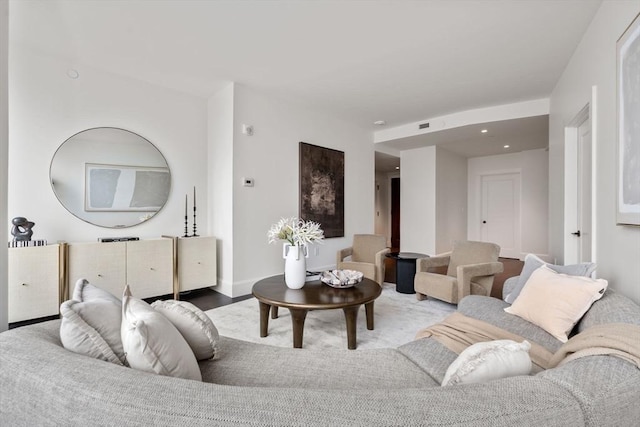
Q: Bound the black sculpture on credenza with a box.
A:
[11,217,35,242]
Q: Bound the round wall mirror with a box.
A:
[50,127,171,228]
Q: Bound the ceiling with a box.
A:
[10,0,600,170]
[375,114,550,173]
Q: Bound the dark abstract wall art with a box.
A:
[299,142,344,238]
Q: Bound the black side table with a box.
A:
[386,252,429,294]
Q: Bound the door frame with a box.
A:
[564,86,598,264]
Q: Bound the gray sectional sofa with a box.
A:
[1,288,640,426]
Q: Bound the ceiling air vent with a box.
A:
[418,122,430,130]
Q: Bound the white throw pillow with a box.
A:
[59,300,123,365]
[151,300,220,361]
[73,278,121,304]
[442,340,532,386]
[59,278,125,364]
[121,285,202,381]
[505,265,607,342]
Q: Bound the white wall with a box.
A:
[435,147,467,254]
[401,146,436,254]
[1,0,9,331]
[218,85,375,296]
[468,149,549,259]
[207,83,235,295]
[549,0,640,303]
[8,47,208,244]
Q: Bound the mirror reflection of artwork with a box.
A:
[299,142,344,238]
[85,164,170,211]
[50,127,171,228]
[617,13,640,225]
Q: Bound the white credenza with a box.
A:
[8,244,65,323]
[8,236,218,323]
[67,238,174,300]
[176,236,217,295]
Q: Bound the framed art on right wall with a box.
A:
[617,13,640,226]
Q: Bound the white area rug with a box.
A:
[206,282,456,350]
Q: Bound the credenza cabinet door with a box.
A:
[126,239,173,299]
[178,236,217,292]
[8,245,61,323]
[67,242,127,299]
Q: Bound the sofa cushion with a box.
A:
[203,336,438,389]
[442,339,532,386]
[397,338,459,384]
[458,295,563,352]
[576,289,640,332]
[414,272,458,302]
[121,286,201,381]
[151,300,220,361]
[504,254,596,304]
[505,266,607,342]
[59,278,124,364]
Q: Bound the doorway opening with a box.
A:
[391,177,400,250]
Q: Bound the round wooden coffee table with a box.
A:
[252,275,382,350]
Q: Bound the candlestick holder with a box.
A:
[183,193,190,237]
[183,214,189,238]
[192,207,199,237]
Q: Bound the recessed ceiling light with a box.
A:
[395,166,400,170]
[504,145,510,148]
[66,69,79,79]
[374,120,386,126]
[481,129,488,133]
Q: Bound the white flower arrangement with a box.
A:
[267,217,324,246]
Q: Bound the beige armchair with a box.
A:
[336,234,390,285]
[414,240,503,304]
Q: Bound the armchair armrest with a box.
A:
[374,247,391,285]
[456,261,504,299]
[416,253,451,272]
[374,247,391,268]
[336,247,353,267]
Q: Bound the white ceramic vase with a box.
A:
[283,243,308,289]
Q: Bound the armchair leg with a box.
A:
[416,292,426,301]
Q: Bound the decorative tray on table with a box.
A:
[320,269,364,288]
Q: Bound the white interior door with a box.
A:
[565,104,594,265]
[481,173,521,258]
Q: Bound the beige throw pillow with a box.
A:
[505,265,608,342]
[121,285,202,381]
[151,300,220,361]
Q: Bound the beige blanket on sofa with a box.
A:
[548,323,640,369]
[416,312,640,370]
